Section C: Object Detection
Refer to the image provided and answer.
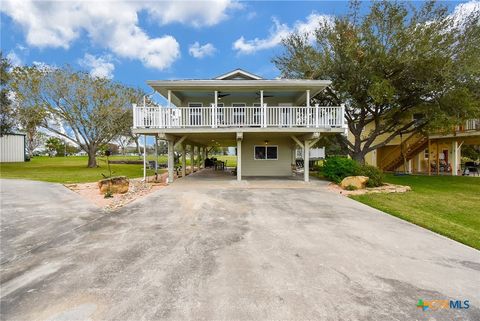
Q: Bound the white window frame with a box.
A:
[253,145,278,160]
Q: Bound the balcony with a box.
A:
[133,105,345,129]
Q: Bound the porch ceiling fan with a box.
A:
[256,92,274,98]
[209,91,230,98]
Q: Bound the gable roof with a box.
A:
[214,69,263,80]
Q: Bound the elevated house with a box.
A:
[357,119,480,175]
[132,69,347,183]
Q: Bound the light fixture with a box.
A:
[264,140,269,145]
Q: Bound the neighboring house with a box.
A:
[355,119,480,175]
[0,134,26,162]
[133,69,346,182]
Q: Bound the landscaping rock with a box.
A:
[98,176,129,194]
[340,176,369,190]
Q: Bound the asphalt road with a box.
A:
[1,177,479,320]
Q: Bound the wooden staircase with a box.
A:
[379,134,428,171]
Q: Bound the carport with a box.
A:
[137,129,323,184]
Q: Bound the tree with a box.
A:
[0,52,16,136]
[16,104,47,156]
[10,66,143,167]
[273,0,480,163]
[28,131,47,156]
[45,137,64,157]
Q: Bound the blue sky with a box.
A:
[1,0,475,97]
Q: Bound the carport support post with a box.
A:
[236,133,242,181]
[190,145,195,173]
[181,143,186,178]
[452,140,458,176]
[143,134,147,181]
[304,140,310,182]
[167,139,174,184]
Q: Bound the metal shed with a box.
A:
[0,134,26,162]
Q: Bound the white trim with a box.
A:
[253,145,278,160]
[215,69,263,80]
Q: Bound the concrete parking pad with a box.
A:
[0,177,479,320]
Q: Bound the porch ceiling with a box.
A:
[147,79,331,106]
[157,131,319,147]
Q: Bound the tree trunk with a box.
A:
[352,152,366,165]
[87,148,97,168]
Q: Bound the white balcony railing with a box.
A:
[133,105,345,129]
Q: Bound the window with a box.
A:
[253,103,262,125]
[232,103,245,124]
[254,145,278,160]
[189,103,202,125]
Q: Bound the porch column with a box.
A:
[260,90,265,128]
[452,140,458,176]
[436,141,440,176]
[306,90,310,107]
[191,145,195,173]
[416,152,421,173]
[181,143,186,178]
[167,139,174,184]
[167,90,172,108]
[143,134,147,181]
[154,135,158,177]
[198,147,203,169]
[236,133,243,181]
[428,138,431,176]
[214,91,218,128]
[304,140,310,182]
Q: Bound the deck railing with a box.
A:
[133,105,345,129]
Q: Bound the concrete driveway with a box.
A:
[1,177,479,320]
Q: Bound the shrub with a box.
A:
[358,164,384,187]
[322,157,360,183]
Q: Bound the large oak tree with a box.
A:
[11,66,143,167]
[273,0,480,163]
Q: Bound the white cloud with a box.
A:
[233,13,332,55]
[450,0,480,26]
[1,0,240,70]
[147,0,242,27]
[188,42,216,58]
[6,51,22,67]
[79,54,115,79]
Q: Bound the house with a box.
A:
[357,119,480,175]
[132,69,346,183]
[0,133,26,163]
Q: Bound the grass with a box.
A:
[351,174,480,250]
[0,156,164,184]
[0,154,236,184]
[212,155,237,167]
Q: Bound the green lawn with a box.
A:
[0,154,235,184]
[0,156,165,184]
[212,155,237,167]
[351,175,480,250]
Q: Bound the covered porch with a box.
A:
[135,130,328,183]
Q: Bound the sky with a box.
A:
[1,0,478,102]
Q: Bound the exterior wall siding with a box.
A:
[241,135,293,176]
[0,134,25,162]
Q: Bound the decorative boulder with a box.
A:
[98,176,129,194]
[340,176,369,190]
